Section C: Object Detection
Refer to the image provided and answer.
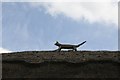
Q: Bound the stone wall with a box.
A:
[2,51,120,78]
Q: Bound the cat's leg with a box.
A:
[75,48,77,51]
[73,47,77,51]
[57,47,61,52]
[73,47,75,51]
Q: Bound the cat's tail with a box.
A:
[76,41,86,47]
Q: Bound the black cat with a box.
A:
[54,41,86,51]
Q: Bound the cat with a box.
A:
[54,41,86,51]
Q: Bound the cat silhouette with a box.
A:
[54,41,86,51]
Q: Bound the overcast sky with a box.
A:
[1,0,119,53]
